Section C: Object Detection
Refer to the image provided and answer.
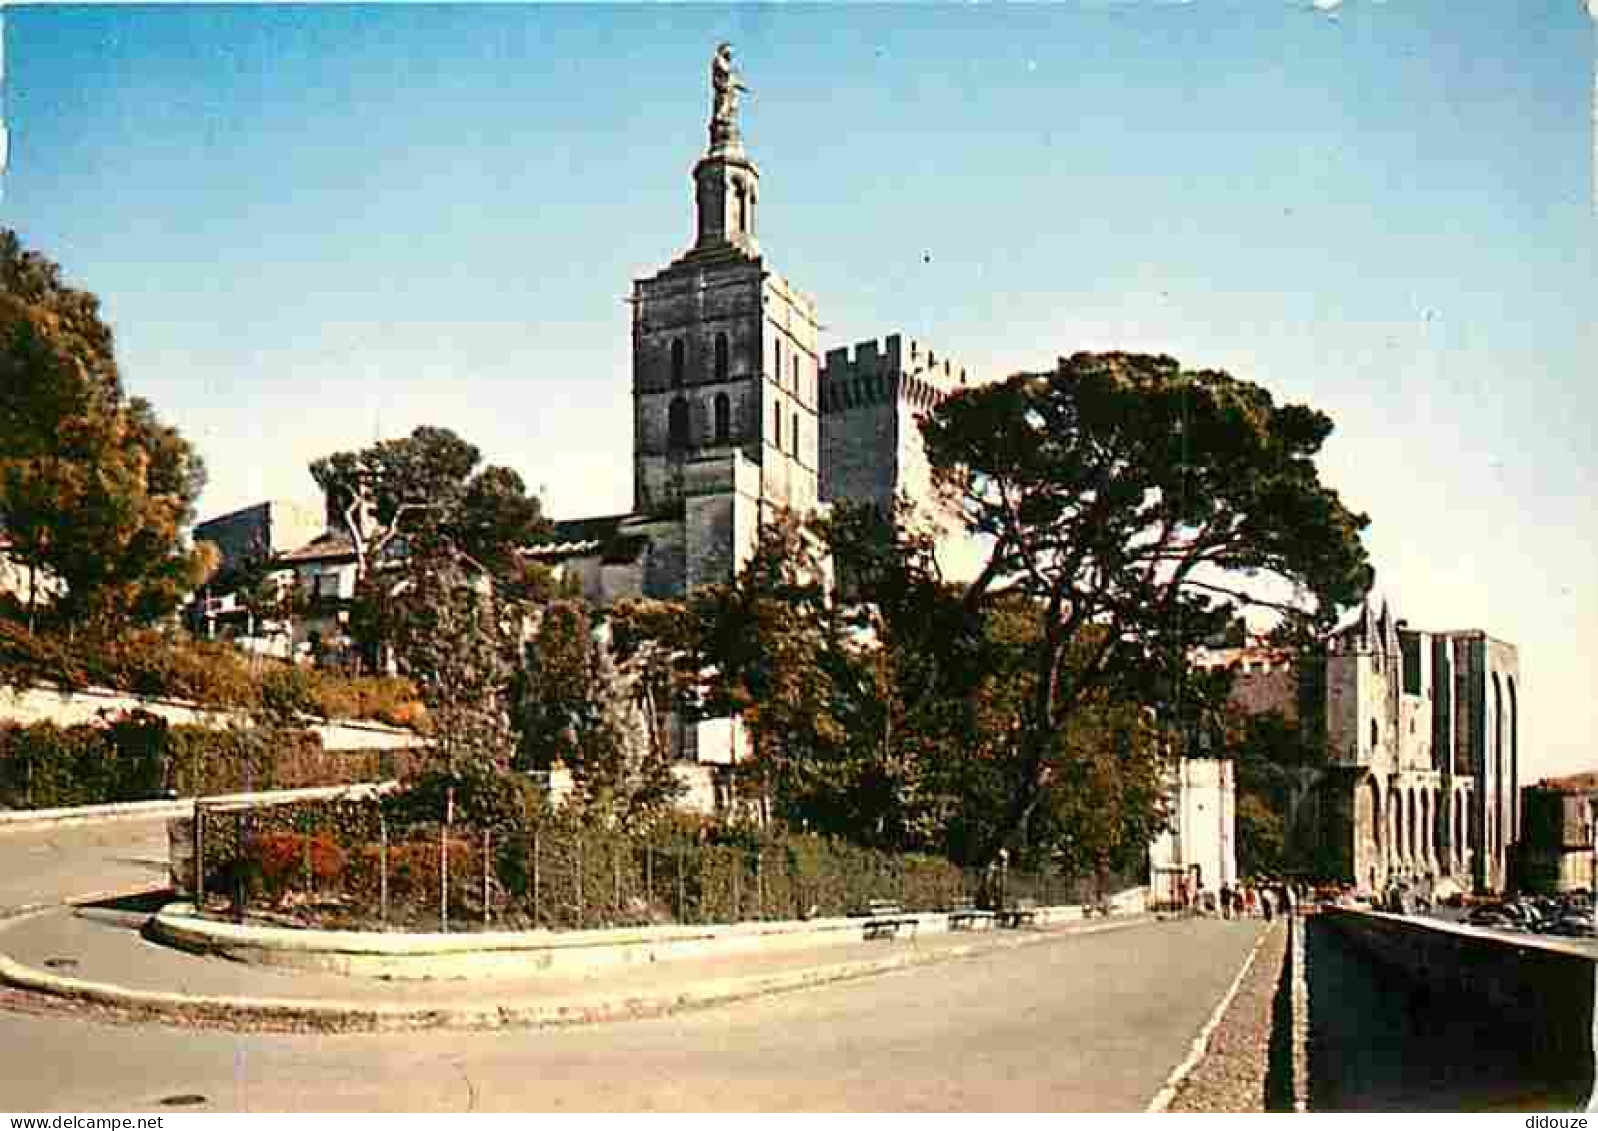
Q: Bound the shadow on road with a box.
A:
[71,889,175,931]
[74,890,174,915]
[1305,917,1589,1112]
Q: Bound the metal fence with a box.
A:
[175,791,1137,933]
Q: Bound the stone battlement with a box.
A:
[819,333,972,413]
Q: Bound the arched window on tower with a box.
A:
[790,411,799,457]
[714,393,731,443]
[671,339,685,388]
[668,396,690,450]
[773,401,782,449]
[792,354,800,390]
[774,338,783,385]
[715,333,729,382]
[734,184,746,235]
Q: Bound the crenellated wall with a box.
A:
[818,332,974,519]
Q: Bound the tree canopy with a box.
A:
[310,425,547,582]
[604,502,1174,874]
[516,598,684,829]
[920,351,1373,858]
[610,513,848,829]
[309,425,551,667]
[0,230,211,629]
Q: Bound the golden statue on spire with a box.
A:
[709,42,748,151]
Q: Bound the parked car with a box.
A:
[1546,915,1595,938]
[1467,903,1520,930]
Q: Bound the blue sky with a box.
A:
[3,3,1594,776]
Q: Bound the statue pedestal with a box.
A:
[708,123,743,159]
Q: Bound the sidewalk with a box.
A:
[0,899,1156,1031]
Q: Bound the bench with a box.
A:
[947,899,997,931]
[856,899,920,940]
[997,900,1041,929]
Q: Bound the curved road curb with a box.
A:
[0,909,1154,1032]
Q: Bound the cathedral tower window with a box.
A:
[669,396,690,450]
[790,411,799,457]
[774,338,783,384]
[671,339,685,387]
[714,393,731,443]
[773,402,782,449]
[715,333,729,382]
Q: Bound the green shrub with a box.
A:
[0,712,175,808]
[0,621,424,728]
[303,672,422,727]
[0,717,404,810]
[96,631,259,707]
[210,792,979,932]
[0,722,95,808]
[260,665,320,718]
[0,622,89,691]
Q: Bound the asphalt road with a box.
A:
[0,817,171,912]
[1,916,1262,1112]
[0,814,1270,1111]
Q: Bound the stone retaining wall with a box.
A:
[0,682,422,751]
[1321,908,1598,1081]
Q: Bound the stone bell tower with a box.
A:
[629,44,821,589]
